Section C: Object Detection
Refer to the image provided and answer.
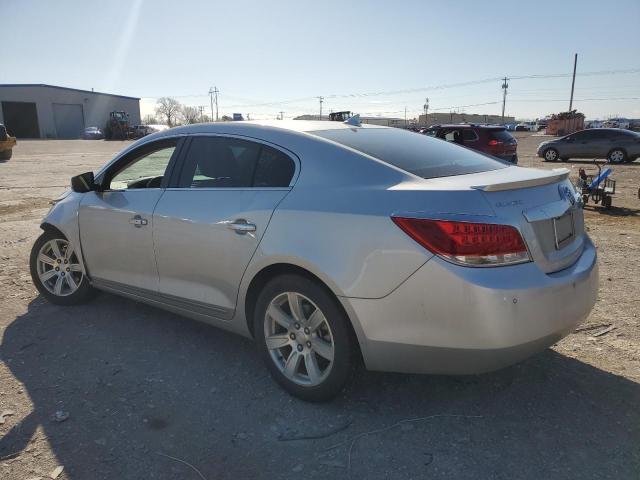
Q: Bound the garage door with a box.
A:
[1,101,40,138]
[53,103,84,139]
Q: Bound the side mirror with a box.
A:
[71,171,96,193]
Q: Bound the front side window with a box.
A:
[178,136,295,188]
[108,140,178,190]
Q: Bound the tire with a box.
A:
[0,149,12,161]
[603,195,612,209]
[29,231,95,305]
[254,274,353,402]
[607,148,627,164]
[543,148,559,162]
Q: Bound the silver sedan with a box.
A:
[30,120,598,401]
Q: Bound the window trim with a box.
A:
[166,133,300,191]
[96,136,186,192]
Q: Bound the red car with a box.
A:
[422,124,518,164]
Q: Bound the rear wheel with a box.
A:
[29,231,95,305]
[0,149,12,161]
[607,148,626,163]
[254,274,353,402]
[543,148,559,162]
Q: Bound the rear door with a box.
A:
[153,135,297,318]
[79,138,182,291]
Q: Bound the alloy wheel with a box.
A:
[264,291,335,386]
[608,149,625,163]
[36,239,83,296]
[544,149,558,161]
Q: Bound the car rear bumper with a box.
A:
[343,237,598,374]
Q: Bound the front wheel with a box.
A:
[543,148,559,162]
[0,149,12,161]
[29,231,95,305]
[254,274,353,402]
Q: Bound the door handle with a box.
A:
[129,215,148,227]
[227,219,256,234]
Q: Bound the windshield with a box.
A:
[311,128,507,179]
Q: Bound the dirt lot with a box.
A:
[1,134,639,479]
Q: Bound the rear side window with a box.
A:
[178,136,295,188]
[462,129,478,141]
[312,128,507,179]
[489,129,516,143]
[253,146,295,187]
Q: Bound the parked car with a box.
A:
[0,123,17,160]
[424,124,518,163]
[131,125,156,139]
[81,127,104,140]
[537,128,640,163]
[515,123,530,132]
[30,121,597,401]
[603,118,630,130]
[536,119,549,131]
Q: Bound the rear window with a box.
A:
[311,128,507,179]
[489,129,516,143]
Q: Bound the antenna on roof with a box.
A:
[344,114,361,127]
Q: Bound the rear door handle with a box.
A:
[227,219,256,234]
[129,215,148,227]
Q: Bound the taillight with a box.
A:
[488,139,502,146]
[391,217,530,266]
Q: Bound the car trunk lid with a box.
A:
[414,166,585,273]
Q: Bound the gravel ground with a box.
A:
[1,133,639,480]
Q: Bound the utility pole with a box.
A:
[569,53,578,111]
[278,111,284,120]
[198,105,205,122]
[501,77,509,123]
[318,96,324,120]
[209,86,219,121]
[404,106,407,128]
[423,97,429,126]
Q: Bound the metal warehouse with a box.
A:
[0,84,140,139]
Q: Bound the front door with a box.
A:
[153,135,297,318]
[78,138,181,290]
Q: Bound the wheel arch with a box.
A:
[243,262,364,362]
[40,222,66,238]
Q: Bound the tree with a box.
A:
[142,114,159,125]
[180,105,200,124]
[155,97,181,127]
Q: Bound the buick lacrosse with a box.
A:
[30,119,598,401]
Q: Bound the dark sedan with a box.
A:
[537,128,640,163]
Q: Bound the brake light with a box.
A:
[488,139,502,146]
[391,217,530,266]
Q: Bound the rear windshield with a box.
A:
[311,128,507,179]
[489,129,516,143]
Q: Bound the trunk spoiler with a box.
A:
[470,168,570,192]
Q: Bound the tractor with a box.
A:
[104,111,133,140]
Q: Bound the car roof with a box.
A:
[152,120,385,138]
[429,124,506,130]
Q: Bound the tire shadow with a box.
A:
[1,295,639,479]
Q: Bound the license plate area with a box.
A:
[553,211,574,250]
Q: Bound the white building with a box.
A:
[0,84,141,138]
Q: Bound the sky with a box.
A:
[4,0,640,121]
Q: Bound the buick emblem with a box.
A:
[559,184,576,206]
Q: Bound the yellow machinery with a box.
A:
[0,123,16,160]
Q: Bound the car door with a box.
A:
[152,135,297,319]
[561,131,587,157]
[78,137,183,291]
